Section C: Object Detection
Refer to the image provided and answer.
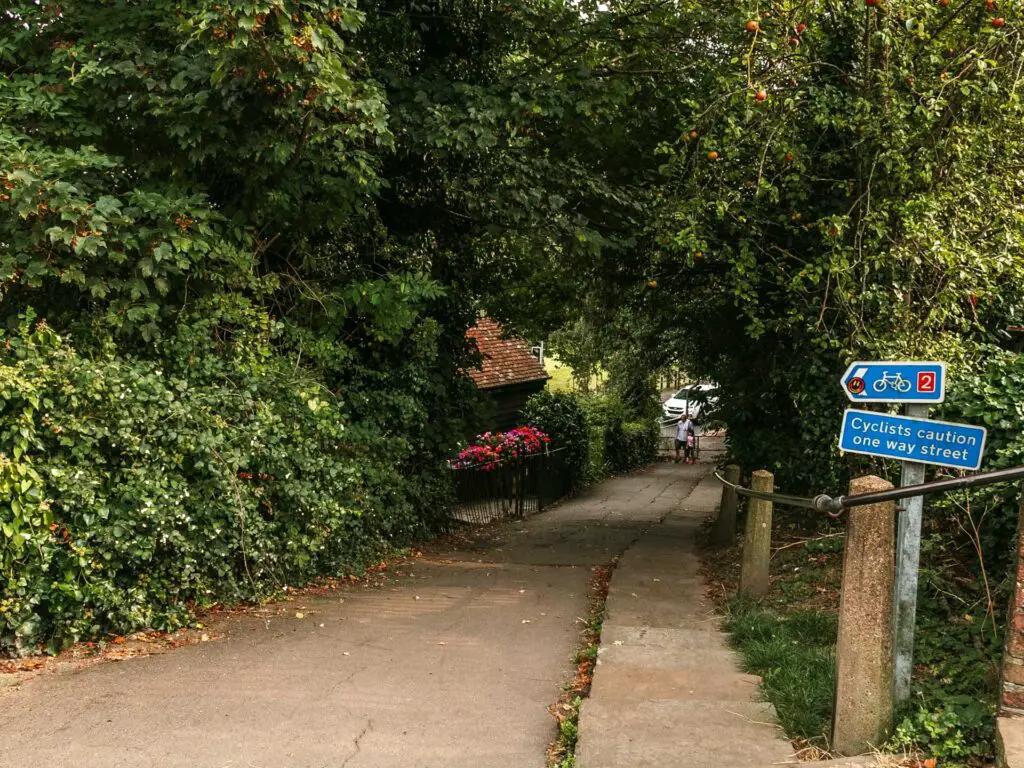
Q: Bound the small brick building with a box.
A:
[466,316,549,431]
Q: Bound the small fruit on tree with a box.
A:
[938,0,949,5]
[648,280,658,288]
[790,36,800,46]
[689,130,698,139]
[865,0,878,6]
[784,152,794,162]
[993,17,1006,27]
[694,251,704,259]
[707,151,719,160]
[745,20,759,32]
[754,88,767,101]
[796,22,807,33]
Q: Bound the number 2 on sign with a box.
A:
[918,372,936,393]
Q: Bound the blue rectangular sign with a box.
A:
[839,409,986,470]
[841,361,946,403]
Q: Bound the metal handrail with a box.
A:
[714,465,1024,516]
[712,470,822,510]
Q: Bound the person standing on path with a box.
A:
[674,412,695,464]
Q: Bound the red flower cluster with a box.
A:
[450,426,551,471]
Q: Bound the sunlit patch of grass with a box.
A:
[723,596,837,745]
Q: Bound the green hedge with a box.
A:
[0,315,445,655]
[604,419,659,474]
[522,391,589,494]
[531,392,658,481]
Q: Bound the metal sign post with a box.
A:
[893,403,927,703]
[839,361,981,704]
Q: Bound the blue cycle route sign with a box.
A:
[840,361,946,403]
[839,409,986,471]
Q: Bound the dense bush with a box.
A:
[574,393,659,477]
[0,313,442,655]
[937,351,1024,577]
[522,391,589,493]
[578,394,623,480]
[604,419,659,475]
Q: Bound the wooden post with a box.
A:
[833,475,896,755]
[714,464,741,547]
[739,470,773,597]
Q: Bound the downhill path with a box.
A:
[576,472,795,767]
[0,464,700,768]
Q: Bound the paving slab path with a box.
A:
[576,472,796,768]
[0,463,701,768]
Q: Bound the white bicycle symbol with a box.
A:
[872,372,912,393]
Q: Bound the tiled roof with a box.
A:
[466,316,549,390]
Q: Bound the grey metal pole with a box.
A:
[893,403,928,703]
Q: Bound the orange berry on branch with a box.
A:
[993,17,1006,27]
[745,20,759,32]
[706,151,719,160]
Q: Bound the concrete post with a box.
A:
[833,475,895,755]
[714,464,741,547]
[999,496,1024,714]
[739,470,773,598]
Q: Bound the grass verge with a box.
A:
[703,516,1002,766]
[547,561,614,768]
[722,595,837,748]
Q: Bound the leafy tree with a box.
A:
[0,0,649,650]
[557,0,1024,491]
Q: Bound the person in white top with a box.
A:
[674,413,695,464]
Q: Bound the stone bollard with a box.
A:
[739,470,773,597]
[833,475,895,755]
[714,464,741,548]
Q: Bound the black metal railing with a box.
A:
[713,464,1024,516]
[448,448,572,525]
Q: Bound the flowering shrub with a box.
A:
[450,427,551,470]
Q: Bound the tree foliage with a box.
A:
[554,0,1024,491]
[5,0,1024,654]
[0,0,643,651]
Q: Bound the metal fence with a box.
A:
[448,448,573,525]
